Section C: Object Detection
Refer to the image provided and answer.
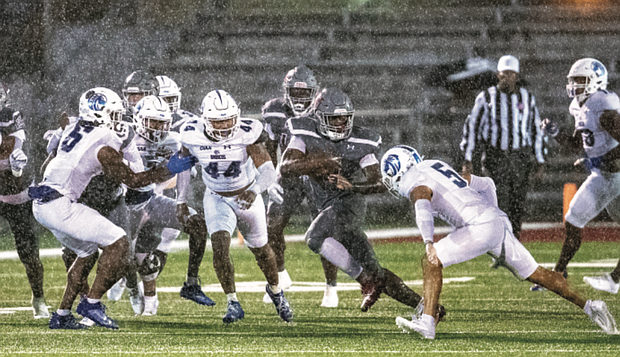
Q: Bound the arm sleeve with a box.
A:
[176,169,191,203]
[249,161,276,195]
[414,199,435,244]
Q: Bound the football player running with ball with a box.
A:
[177,89,293,323]
[280,88,432,314]
[380,145,617,339]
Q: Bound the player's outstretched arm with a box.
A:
[235,142,276,210]
[98,146,173,188]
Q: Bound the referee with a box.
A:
[460,55,545,240]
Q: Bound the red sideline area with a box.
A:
[373,222,620,244]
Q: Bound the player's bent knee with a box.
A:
[305,235,324,254]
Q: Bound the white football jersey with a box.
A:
[41,122,123,201]
[132,131,181,192]
[570,90,620,158]
[180,118,263,192]
[399,159,502,228]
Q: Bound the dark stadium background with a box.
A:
[1,0,617,231]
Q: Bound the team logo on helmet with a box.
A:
[592,61,606,77]
[383,154,401,177]
[88,93,108,111]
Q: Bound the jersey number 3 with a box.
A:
[431,162,467,188]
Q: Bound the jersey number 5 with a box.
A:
[60,124,94,152]
[431,162,467,188]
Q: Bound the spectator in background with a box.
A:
[460,55,545,240]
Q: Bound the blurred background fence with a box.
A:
[2,0,619,229]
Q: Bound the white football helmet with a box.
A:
[156,75,182,112]
[134,95,172,144]
[200,90,240,142]
[78,87,123,128]
[312,88,354,141]
[380,145,423,197]
[283,65,319,116]
[566,58,608,103]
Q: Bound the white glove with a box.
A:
[268,183,284,204]
[540,118,559,137]
[9,148,27,177]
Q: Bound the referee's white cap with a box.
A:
[497,55,519,73]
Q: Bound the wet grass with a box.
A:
[0,241,619,356]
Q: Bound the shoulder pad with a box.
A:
[237,118,264,144]
[347,126,382,148]
[588,90,620,111]
[287,116,319,136]
[262,98,290,120]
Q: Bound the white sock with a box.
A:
[226,293,238,303]
[144,295,158,302]
[268,284,281,294]
[56,309,70,316]
[421,314,435,325]
[86,298,100,304]
[584,300,592,316]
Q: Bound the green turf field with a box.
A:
[1,240,619,356]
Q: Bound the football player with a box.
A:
[262,65,339,307]
[123,95,214,316]
[540,58,620,294]
[106,69,161,305]
[177,89,293,323]
[279,88,428,313]
[33,87,194,329]
[154,75,213,306]
[380,145,617,338]
[0,83,48,319]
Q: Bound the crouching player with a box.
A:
[380,145,618,339]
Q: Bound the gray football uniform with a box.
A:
[287,117,383,274]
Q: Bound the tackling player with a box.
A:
[177,89,293,323]
[380,145,617,339]
[262,65,339,307]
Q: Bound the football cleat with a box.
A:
[586,300,618,334]
[266,285,293,322]
[107,277,126,301]
[222,301,245,323]
[80,317,96,327]
[360,278,384,312]
[76,299,118,330]
[584,273,620,294]
[49,312,89,330]
[128,282,145,315]
[263,270,293,304]
[320,284,339,308]
[413,298,447,324]
[396,314,436,339]
[180,281,216,306]
[32,296,50,319]
[142,295,159,316]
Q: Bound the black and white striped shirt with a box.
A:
[460,86,545,163]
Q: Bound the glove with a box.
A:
[268,183,284,204]
[167,152,198,174]
[540,118,559,137]
[9,149,27,177]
